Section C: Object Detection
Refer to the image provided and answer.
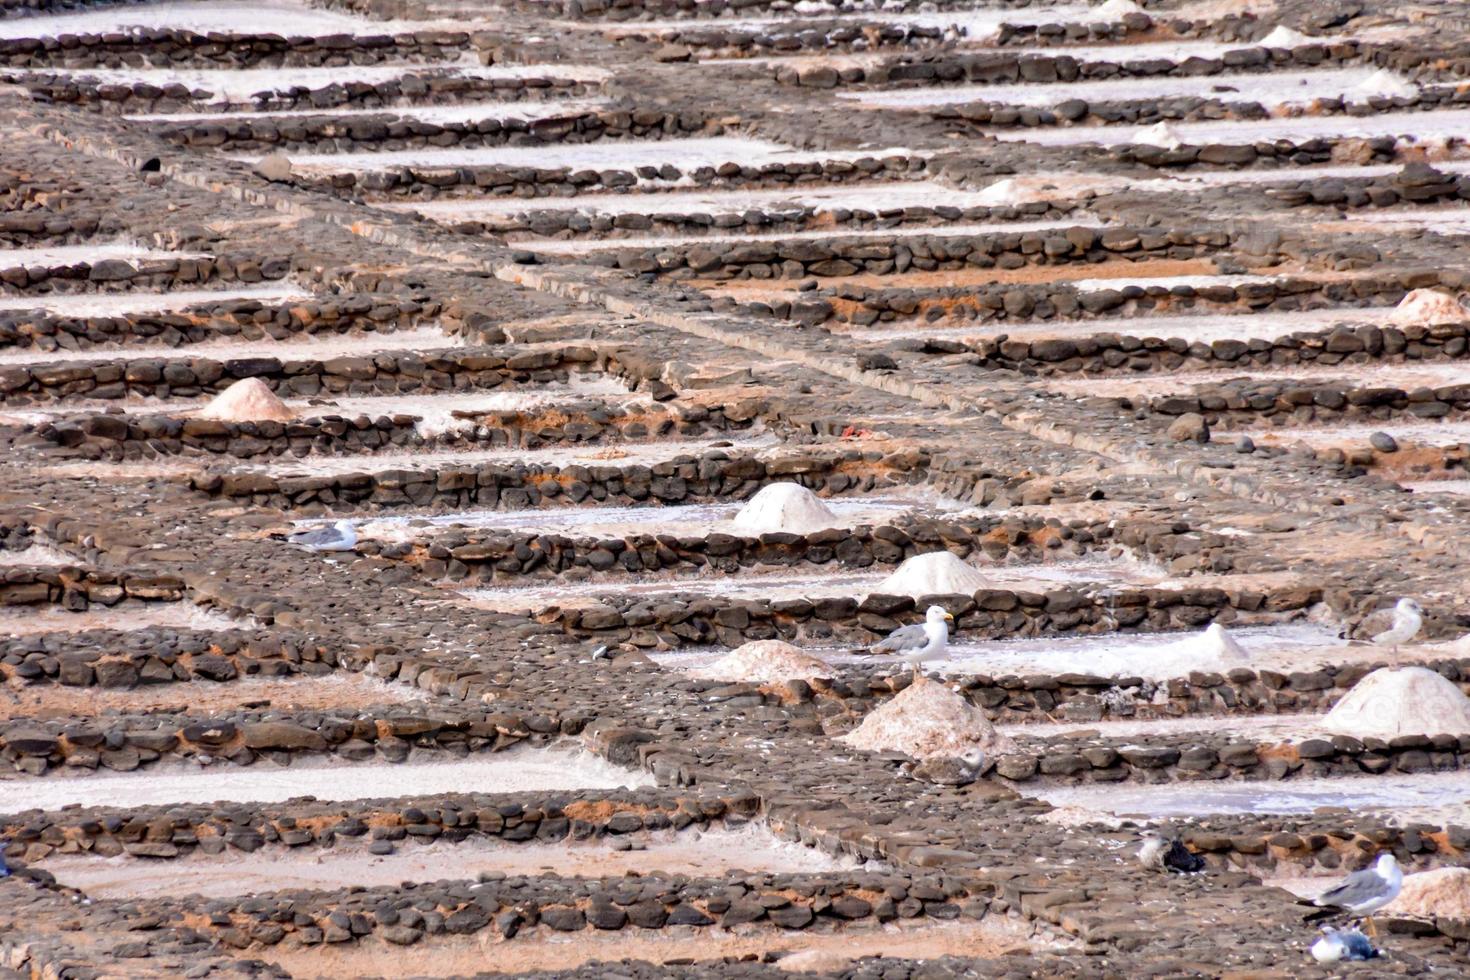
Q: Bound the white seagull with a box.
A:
[1368,598,1423,650]
[1310,924,1379,963]
[869,605,953,679]
[1306,853,1402,937]
[288,519,358,553]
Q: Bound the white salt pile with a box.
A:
[838,678,1014,761]
[1089,0,1145,19]
[196,378,295,422]
[1349,69,1419,103]
[1384,867,1470,920]
[731,483,839,535]
[1388,288,1468,327]
[693,640,833,683]
[874,551,988,597]
[1132,121,1186,150]
[973,175,1121,207]
[1188,623,1250,664]
[1258,25,1312,47]
[1323,666,1470,739]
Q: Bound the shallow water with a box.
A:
[0,747,653,814]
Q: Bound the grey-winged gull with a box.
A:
[1310,924,1379,963]
[1347,597,1422,650]
[1304,853,1402,936]
[288,519,357,553]
[868,605,953,678]
[1137,830,1205,874]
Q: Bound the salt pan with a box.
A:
[731,483,840,535]
[1323,666,1470,739]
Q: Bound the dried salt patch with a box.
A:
[196,378,295,422]
[1388,288,1468,326]
[972,174,1126,207]
[731,483,839,535]
[693,640,833,683]
[1133,121,1187,150]
[1349,68,1419,103]
[874,551,988,597]
[1323,666,1470,739]
[1258,25,1313,47]
[838,678,1014,761]
[1383,868,1470,920]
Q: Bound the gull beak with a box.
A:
[944,613,954,622]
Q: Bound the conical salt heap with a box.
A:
[1350,68,1419,102]
[694,640,833,683]
[1258,26,1312,47]
[1187,623,1250,665]
[196,378,295,422]
[731,483,839,535]
[1388,288,1468,327]
[1385,867,1470,920]
[1090,0,1145,18]
[1323,666,1470,738]
[874,551,988,597]
[1133,121,1186,150]
[838,678,1015,760]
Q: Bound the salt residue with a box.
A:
[1388,288,1468,327]
[196,378,295,422]
[1323,666,1470,739]
[693,640,834,683]
[1258,25,1312,47]
[838,678,1014,761]
[1188,623,1250,664]
[1089,0,1144,19]
[731,483,840,535]
[1132,121,1187,149]
[1349,69,1419,103]
[874,551,988,597]
[1384,867,1470,920]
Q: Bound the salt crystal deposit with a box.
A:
[731,483,840,535]
[1349,69,1419,103]
[1387,288,1468,326]
[1089,0,1145,19]
[1133,121,1187,150]
[693,640,833,682]
[195,378,296,422]
[1384,867,1470,920]
[1323,666,1470,739]
[874,551,988,597]
[838,678,1014,761]
[1258,26,1313,47]
[1182,623,1250,666]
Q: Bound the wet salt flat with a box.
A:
[1063,272,1308,292]
[0,243,206,270]
[1043,362,1470,400]
[653,622,1344,680]
[0,283,309,318]
[846,67,1394,111]
[0,326,452,366]
[0,601,241,637]
[1224,420,1470,449]
[281,136,925,175]
[126,98,606,125]
[849,308,1374,344]
[0,748,655,814]
[603,3,1105,35]
[458,557,1163,612]
[1032,770,1470,822]
[41,825,854,899]
[322,489,964,541]
[0,0,497,39]
[989,108,1470,148]
[526,217,1102,254]
[384,180,1015,224]
[4,61,610,105]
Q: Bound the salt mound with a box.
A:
[1090,0,1145,19]
[874,551,987,597]
[1188,623,1250,664]
[1388,288,1468,327]
[1132,121,1186,150]
[693,640,833,683]
[1258,26,1312,47]
[196,378,295,422]
[1349,69,1419,103]
[838,678,1015,761]
[1384,867,1470,920]
[1323,666,1470,739]
[731,483,839,535]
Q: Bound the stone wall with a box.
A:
[1,251,289,296]
[0,627,323,688]
[0,566,186,608]
[0,30,472,69]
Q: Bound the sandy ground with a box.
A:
[0,749,654,815]
[40,825,857,899]
[0,602,241,637]
[0,283,308,318]
[0,674,427,723]
[252,917,1040,977]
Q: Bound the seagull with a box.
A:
[1303,853,1403,937]
[1310,924,1379,963]
[869,605,953,679]
[287,519,357,553]
[1137,830,1205,874]
[1344,598,1422,650]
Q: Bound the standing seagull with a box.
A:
[1303,853,1403,937]
[1310,924,1379,963]
[1345,598,1423,651]
[287,519,357,553]
[1137,830,1205,874]
[869,605,953,679]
